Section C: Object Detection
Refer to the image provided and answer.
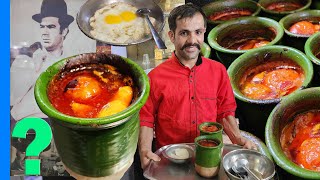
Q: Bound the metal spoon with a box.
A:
[136,8,167,49]
[232,159,261,180]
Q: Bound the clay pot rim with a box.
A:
[227,45,314,104]
[207,17,284,54]
[265,87,320,179]
[258,0,312,15]
[305,31,320,65]
[202,0,261,25]
[34,53,150,126]
[279,10,320,38]
[198,122,224,134]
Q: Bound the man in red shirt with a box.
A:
[139,3,256,169]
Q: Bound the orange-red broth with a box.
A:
[281,110,320,172]
[239,58,304,100]
[48,64,134,118]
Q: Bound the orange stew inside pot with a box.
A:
[239,58,304,100]
[198,139,219,147]
[208,9,253,21]
[266,2,303,12]
[289,21,320,36]
[48,64,134,118]
[280,110,320,172]
[201,125,219,133]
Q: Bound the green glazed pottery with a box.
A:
[279,10,320,52]
[305,31,320,87]
[201,42,211,58]
[208,17,284,68]
[227,45,313,141]
[202,0,261,25]
[34,53,150,177]
[266,87,320,179]
[258,0,312,21]
[195,135,222,178]
[198,122,223,142]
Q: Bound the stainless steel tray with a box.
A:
[143,131,273,180]
[144,143,241,180]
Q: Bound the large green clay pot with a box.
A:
[202,0,261,26]
[258,0,312,21]
[227,45,313,141]
[208,17,284,68]
[279,10,320,52]
[34,53,150,177]
[305,31,320,87]
[266,87,320,179]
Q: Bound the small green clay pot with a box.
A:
[305,31,320,87]
[279,10,320,51]
[266,87,320,179]
[201,42,211,58]
[208,17,284,68]
[198,122,223,142]
[227,45,313,140]
[34,53,150,177]
[202,0,261,26]
[195,136,222,178]
[258,0,312,21]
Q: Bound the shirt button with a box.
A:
[190,80,193,83]
[192,121,195,124]
[191,96,194,99]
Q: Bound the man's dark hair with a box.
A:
[55,157,62,164]
[168,3,207,32]
[58,18,70,34]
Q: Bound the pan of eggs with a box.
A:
[77,0,165,46]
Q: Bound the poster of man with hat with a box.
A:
[10,0,96,176]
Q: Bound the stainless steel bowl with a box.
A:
[77,0,165,46]
[223,149,275,180]
[162,144,194,164]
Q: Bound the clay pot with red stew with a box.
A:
[208,17,283,68]
[227,45,313,141]
[202,0,261,25]
[279,10,320,52]
[258,0,312,21]
[266,87,320,179]
[199,122,223,142]
[305,32,320,87]
[195,135,222,178]
[34,53,150,177]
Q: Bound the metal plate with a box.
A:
[143,131,274,180]
[76,0,165,46]
[144,143,241,180]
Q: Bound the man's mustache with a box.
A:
[181,43,201,50]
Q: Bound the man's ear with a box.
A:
[168,30,174,43]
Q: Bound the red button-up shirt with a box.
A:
[140,53,236,148]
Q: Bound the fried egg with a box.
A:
[89,2,156,44]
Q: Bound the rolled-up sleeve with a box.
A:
[139,76,157,128]
[216,67,237,120]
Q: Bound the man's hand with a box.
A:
[139,126,161,170]
[220,116,257,150]
[235,136,257,150]
[139,149,161,170]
